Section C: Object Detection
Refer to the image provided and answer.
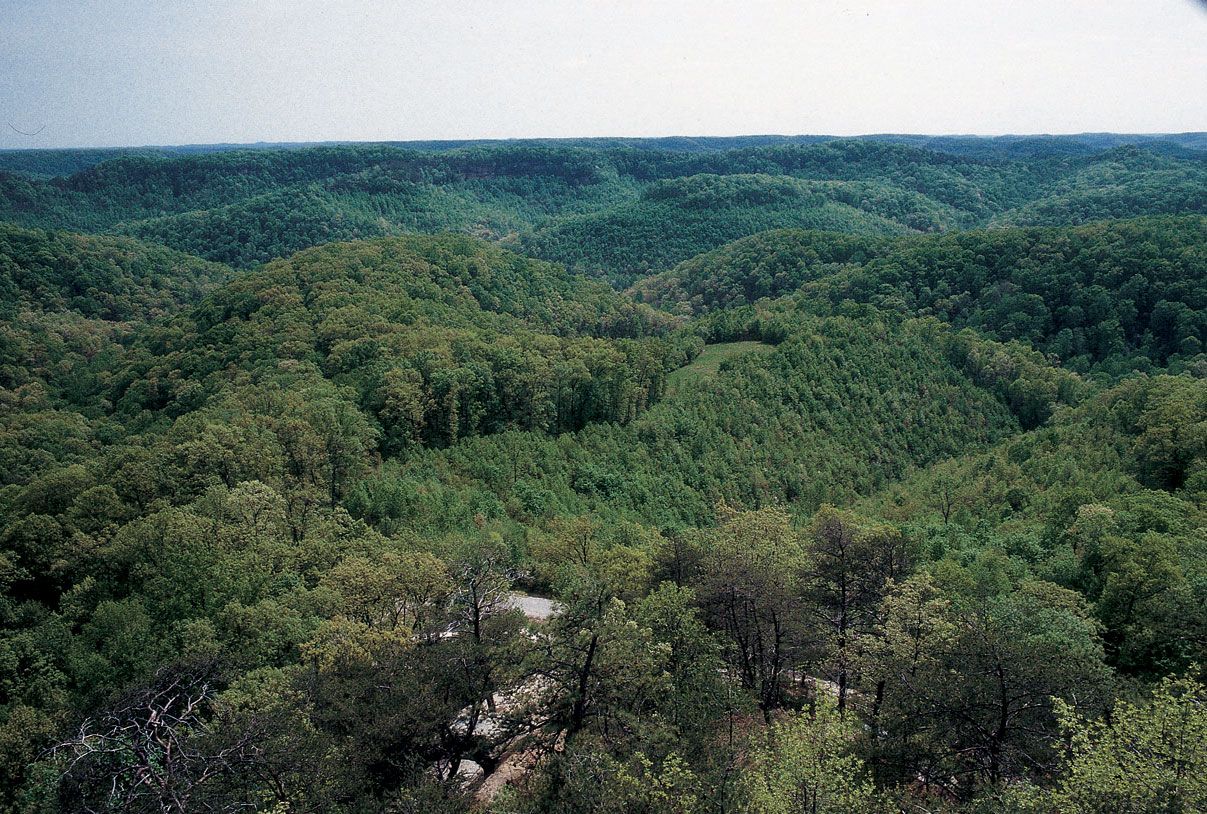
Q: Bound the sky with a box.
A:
[1,0,1205,149]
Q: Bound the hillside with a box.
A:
[0,222,228,320]
[105,234,684,450]
[517,173,941,284]
[3,132,1204,178]
[858,372,1206,676]
[2,138,1203,275]
[637,216,1207,374]
[355,313,1026,538]
[0,138,1203,814]
[0,223,229,400]
[992,147,1207,226]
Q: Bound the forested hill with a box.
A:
[1,137,1203,274]
[635,215,1207,374]
[0,223,230,400]
[0,223,228,320]
[3,132,1203,177]
[108,234,685,446]
[0,136,1204,813]
[514,174,930,283]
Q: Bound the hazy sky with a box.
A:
[1,0,1205,149]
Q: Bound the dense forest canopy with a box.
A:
[2,136,1203,275]
[636,215,1207,374]
[0,135,1204,814]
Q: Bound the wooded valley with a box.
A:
[0,134,1203,813]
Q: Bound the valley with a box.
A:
[0,133,1203,813]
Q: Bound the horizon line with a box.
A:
[2,131,1205,154]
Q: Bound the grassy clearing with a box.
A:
[666,340,777,393]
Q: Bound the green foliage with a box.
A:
[0,145,638,267]
[109,234,681,450]
[864,574,1111,794]
[632,228,887,314]
[663,340,775,393]
[1006,674,1207,814]
[744,695,889,814]
[0,223,227,321]
[351,314,1020,544]
[0,223,229,402]
[519,174,925,284]
[862,374,1207,677]
[642,216,1207,376]
[3,138,1202,278]
[992,146,1207,227]
[0,135,1203,812]
[688,506,809,713]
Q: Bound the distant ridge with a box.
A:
[1,132,1203,178]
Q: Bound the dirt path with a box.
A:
[506,592,558,621]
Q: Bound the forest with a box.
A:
[0,134,1204,814]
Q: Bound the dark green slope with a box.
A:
[0,146,640,267]
[0,222,228,321]
[0,223,229,398]
[517,173,941,284]
[107,234,685,449]
[114,166,638,268]
[3,132,1203,179]
[3,140,1203,283]
[858,372,1206,676]
[639,216,1207,374]
[631,227,889,314]
[0,224,233,487]
[352,313,1025,537]
[0,145,632,234]
[864,373,1206,528]
[116,186,422,268]
[992,147,1207,226]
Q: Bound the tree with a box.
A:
[301,397,379,508]
[200,666,357,814]
[297,614,465,796]
[51,662,250,814]
[1130,375,1206,491]
[867,577,1111,795]
[520,597,672,748]
[632,584,730,751]
[512,590,728,814]
[321,549,450,636]
[690,506,809,715]
[857,572,954,781]
[802,506,909,713]
[1012,674,1206,814]
[743,694,889,814]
